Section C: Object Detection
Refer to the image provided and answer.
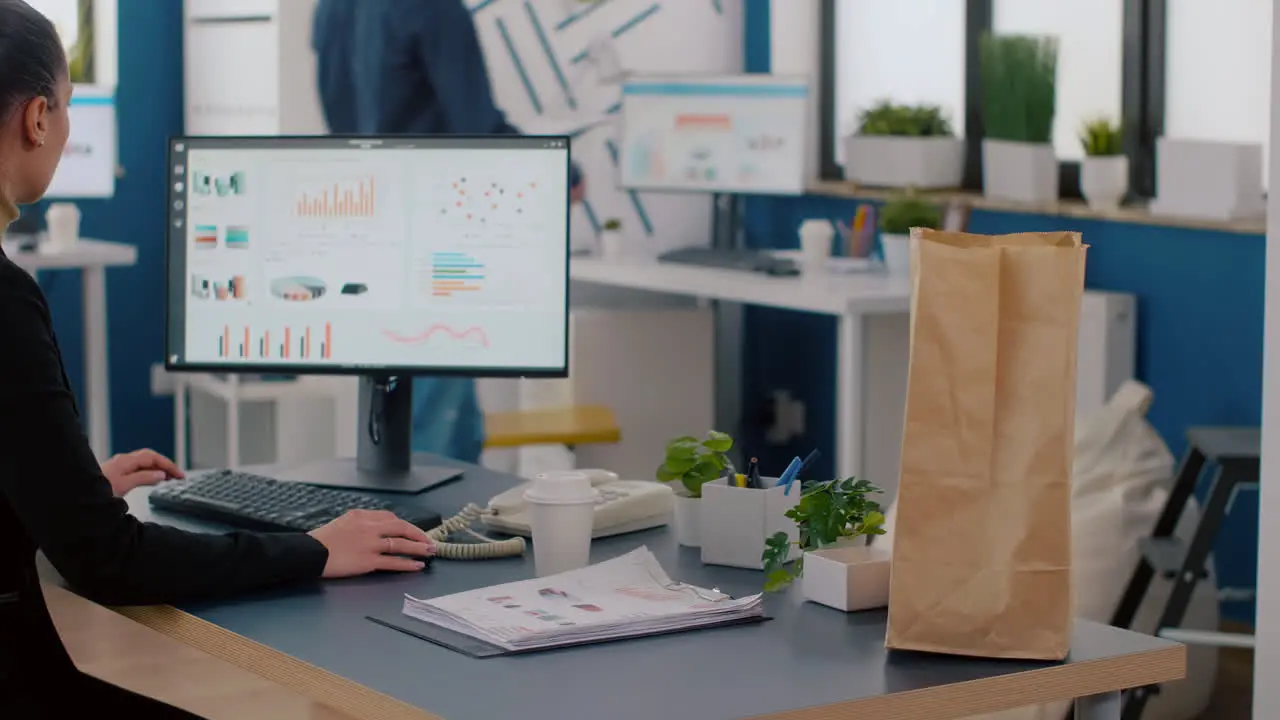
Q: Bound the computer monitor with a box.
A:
[164,135,572,492]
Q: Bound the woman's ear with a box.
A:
[20,96,50,148]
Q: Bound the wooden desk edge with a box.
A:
[121,603,1184,720]
[751,643,1185,720]
[115,604,442,720]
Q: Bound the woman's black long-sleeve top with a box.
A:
[0,245,328,691]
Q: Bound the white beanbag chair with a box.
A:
[877,380,1217,720]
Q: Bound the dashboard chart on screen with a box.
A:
[166,137,571,374]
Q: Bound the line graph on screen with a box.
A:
[382,324,490,348]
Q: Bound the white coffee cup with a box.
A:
[45,202,81,253]
[798,219,834,271]
[525,471,599,577]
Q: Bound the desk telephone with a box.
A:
[481,469,674,538]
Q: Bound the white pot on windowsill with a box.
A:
[672,494,701,547]
[1080,155,1129,211]
[982,138,1059,205]
[843,134,966,189]
[598,227,624,258]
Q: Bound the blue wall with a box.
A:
[44,0,183,457]
[740,0,1264,622]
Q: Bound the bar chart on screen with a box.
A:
[215,322,334,361]
[428,251,486,297]
[295,176,376,219]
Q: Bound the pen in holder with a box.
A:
[700,478,800,569]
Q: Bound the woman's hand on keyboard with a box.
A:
[308,510,436,577]
[100,448,185,497]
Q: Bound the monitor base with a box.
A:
[278,456,463,494]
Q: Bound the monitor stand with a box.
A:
[280,375,464,494]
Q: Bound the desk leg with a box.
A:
[835,312,863,479]
[1075,692,1121,720]
[82,266,111,459]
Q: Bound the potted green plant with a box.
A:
[761,477,888,611]
[655,431,733,547]
[844,100,964,189]
[979,34,1060,204]
[1078,117,1126,210]
[599,218,624,258]
[878,193,942,277]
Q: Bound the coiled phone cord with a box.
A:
[426,503,527,560]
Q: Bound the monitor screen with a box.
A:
[164,136,572,377]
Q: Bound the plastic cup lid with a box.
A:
[524,471,599,505]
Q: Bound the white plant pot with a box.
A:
[879,233,910,277]
[672,494,701,547]
[1080,155,1129,211]
[598,228,625,258]
[843,135,966,189]
[699,478,799,569]
[982,139,1059,204]
[1151,137,1266,221]
[802,545,891,612]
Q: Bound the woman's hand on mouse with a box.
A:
[100,449,184,497]
[308,509,436,578]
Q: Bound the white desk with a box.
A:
[570,256,911,480]
[5,238,139,459]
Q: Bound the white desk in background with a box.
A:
[570,255,911,482]
[4,238,139,459]
[569,256,1136,495]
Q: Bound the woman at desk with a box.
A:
[0,3,434,716]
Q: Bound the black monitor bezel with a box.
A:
[163,134,572,379]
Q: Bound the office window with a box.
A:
[832,0,966,167]
[992,0,1124,162]
[28,0,116,87]
[1165,0,1272,186]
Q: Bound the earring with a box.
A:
[37,140,44,147]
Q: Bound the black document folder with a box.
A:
[367,612,770,658]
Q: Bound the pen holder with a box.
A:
[699,478,800,569]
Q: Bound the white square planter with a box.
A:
[982,139,1059,204]
[802,545,891,612]
[700,478,799,569]
[1150,138,1265,221]
[843,135,966,189]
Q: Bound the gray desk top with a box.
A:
[122,458,1183,720]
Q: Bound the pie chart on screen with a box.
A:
[270,276,327,301]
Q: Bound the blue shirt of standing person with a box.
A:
[312,0,584,464]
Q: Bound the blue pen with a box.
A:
[799,449,820,474]
[777,456,803,496]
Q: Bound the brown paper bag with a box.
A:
[884,227,1087,661]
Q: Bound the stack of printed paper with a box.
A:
[402,547,763,651]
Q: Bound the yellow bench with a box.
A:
[484,405,621,449]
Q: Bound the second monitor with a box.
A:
[164,135,574,492]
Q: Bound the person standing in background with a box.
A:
[312,0,585,464]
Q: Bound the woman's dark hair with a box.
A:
[0,0,67,117]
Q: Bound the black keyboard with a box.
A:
[657,247,800,276]
[149,469,443,533]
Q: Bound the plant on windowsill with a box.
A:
[1078,117,1128,211]
[844,101,965,190]
[979,33,1060,204]
[761,477,889,611]
[877,192,942,277]
[598,218,624,258]
[655,431,734,547]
